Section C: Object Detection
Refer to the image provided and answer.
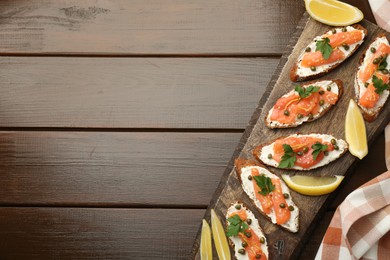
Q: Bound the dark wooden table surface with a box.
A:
[0,1,386,259]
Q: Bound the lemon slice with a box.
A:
[305,0,364,26]
[210,209,231,260]
[281,174,344,196]
[200,219,212,260]
[345,99,368,159]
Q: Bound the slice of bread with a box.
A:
[290,24,367,82]
[234,158,299,233]
[226,202,269,259]
[253,133,348,171]
[265,79,343,128]
[354,34,390,122]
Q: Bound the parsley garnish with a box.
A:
[253,175,275,196]
[226,214,249,237]
[295,85,320,100]
[372,75,389,94]
[378,55,388,71]
[278,144,296,169]
[316,37,333,60]
[311,142,328,160]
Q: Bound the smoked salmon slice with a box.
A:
[266,80,343,128]
[234,159,299,233]
[251,168,272,214]
[358,43,390,83]
[327,30,364,48]
[226,202,269,260]
[355,35,390,121]
[253,134,348,171]
[301,48,345,67]
[359,83,379,109]
[290,25,366,82]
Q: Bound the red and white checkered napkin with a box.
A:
[369,0,390,32]
[315,124,390,260]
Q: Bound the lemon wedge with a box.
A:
[305,0,364,26]
[345,99,368,159]
[210,209,231,260]
[200,219,212,260]
[281,174,344,196]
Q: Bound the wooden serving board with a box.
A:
[191,13,390,260]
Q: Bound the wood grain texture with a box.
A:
[192,16,390,260]
[0,57,276,129]
[0,131,241,206]
[297,211,334,260]
[0,207,204,259]
[0,0,304,55]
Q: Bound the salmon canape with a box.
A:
[290,25,367,82]
[354,34,390,122]
[234,159,299,233]
[265,80,343,128]
[226,202,269,260]
[253,134,348,171]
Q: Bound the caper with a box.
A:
[297,151,303,156]
[310,66,316,71]
[319,90,325,95]
[342,44,350,51]
[327,86,331,91]
[373,58,381,64]
[364,82,369,88]
[260,237,265,244]
[284,110,290,116]
[382,69,389,75]
[268,153,273,159]
[308,113,314,120]
[246,218,252,225]
[248,175,253,180]
[242,241,248,248]
[331,138,336,145]
[334,144,339,150]
[370,47,376,53]
[319,100,325,106]
[297,113,303,119]
[245,232,251,238]
[288,205,295,211]
[303,147,309,153]
[324,151,329,156]
[238,248,246,254]
[256,254,262,259]
[283,193,289,199]
[332,28,337,34]
[305,47,311,52]
[279,203,286,208]
[341,27,347,32]
[235,204,241,210]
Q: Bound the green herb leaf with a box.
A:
[311,142,328,160]
[253,175,275,196]
[372,75,389,94]
[295,85,320,100]
[378,55,388,71]
[315,37,333,60]
[226,214,249,237]
[278,144,296,169]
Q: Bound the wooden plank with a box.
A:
[0,0,304,55]
[0,57,277,129]
[298,211,334,259]
[192,16,390,259]
[0,207,204,259]
[0,131,241,206]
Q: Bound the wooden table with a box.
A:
[0,1,386,259]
